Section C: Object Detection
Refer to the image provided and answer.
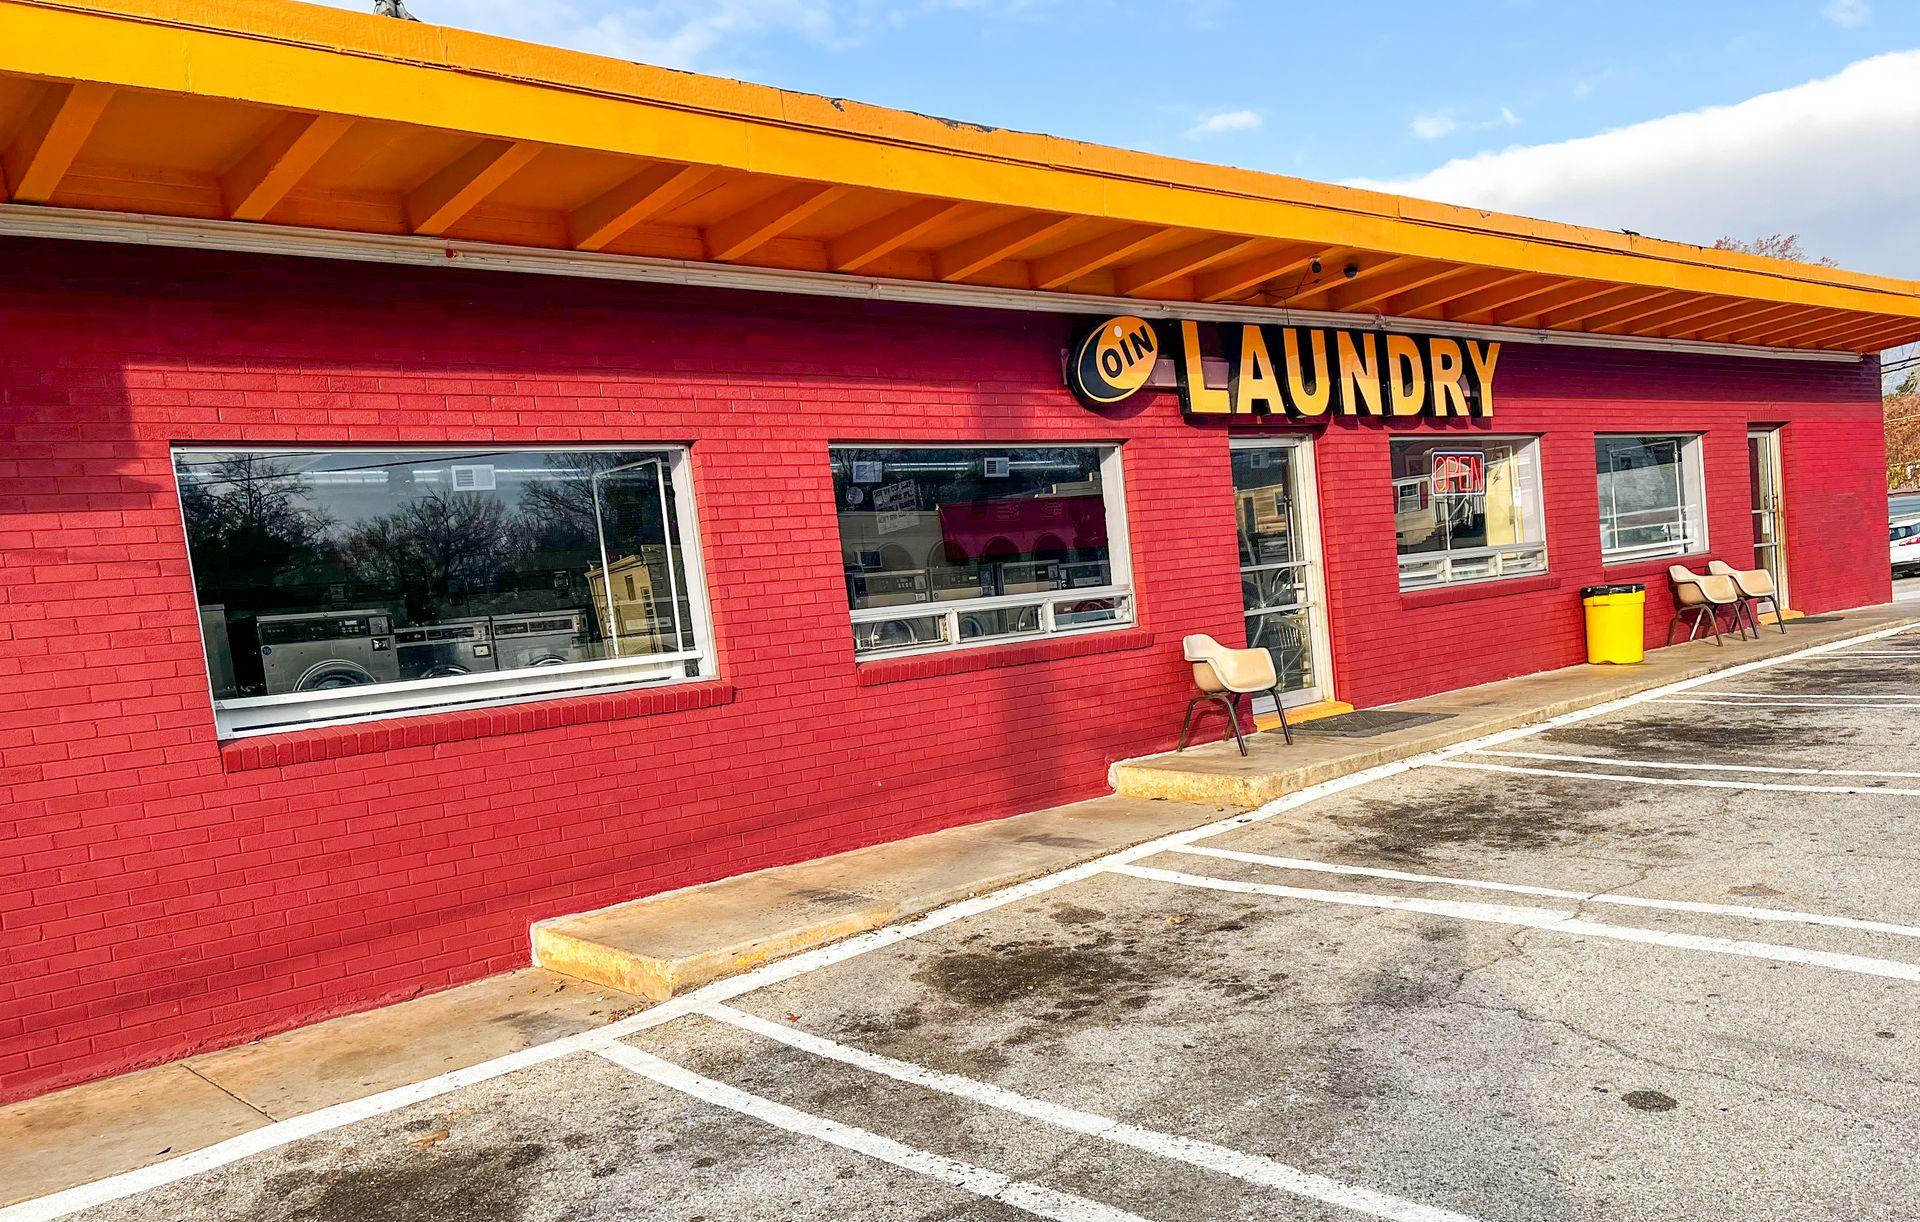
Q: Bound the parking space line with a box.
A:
[1656,697,1920,709]
[1694,691,1920,701]
[1164,846,1920,941]
[700,1004,1479,1222]
[1432,759,1920,797]
[1475,749,1920,780]
[594,1043,1147,1222]
[11,620,1916,1222]
[1108,864,1920,983]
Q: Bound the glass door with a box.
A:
[1230,439,1330,709]
[1747,429,1789,609]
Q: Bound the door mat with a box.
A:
[1789,616,1845,624]
[1293,710,1455,738]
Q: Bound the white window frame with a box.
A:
[1393,436,1550,592]
[174,444,716,739]
[833,443,1135,660]
[1596,433,1710,564]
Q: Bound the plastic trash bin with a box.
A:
[1580,583,1646,664]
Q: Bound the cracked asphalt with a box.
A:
[78,630,1920,1221]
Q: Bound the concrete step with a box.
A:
[531,793,1235,1000]
[534,603,1919,1002]
[1111,608,1915,807]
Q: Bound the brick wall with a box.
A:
[0,240,1889,1100]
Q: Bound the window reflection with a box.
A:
[175,448,695,703]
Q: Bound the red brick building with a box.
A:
[1,0,1913,1102]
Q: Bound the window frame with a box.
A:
[1391,435,1550,592]
[1595,433,1710,565]
[830,442,1136,660]
[174,443,717,739]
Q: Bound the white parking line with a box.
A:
[594,1043,1147,1222]
[1474,749,1920,781]
[1657,697,1920,710]
[700,1004,1478,1222]
[8,619,1915,1221]
[1694,691,1920,701]
[1108,864,1920,984]
[1432,759,1920,797]
[1165,845,1920,941]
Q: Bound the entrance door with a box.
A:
[1747,429,1789,609]
[1230,439,1331,709]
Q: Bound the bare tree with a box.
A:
[340,489,509,610]
[1888,372,1920,493]
[1711,233,1838,267]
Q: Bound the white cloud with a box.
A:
[1823,0,1870,28]
[1186,109,1263,139]
[1349,50,1920,277]
[1410,107,1519,140]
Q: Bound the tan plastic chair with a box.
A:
[1708,560,1786,635]
[1667,566,1750,646]
[1177,634,1294,755]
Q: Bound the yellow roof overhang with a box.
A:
[3,0,1918,355]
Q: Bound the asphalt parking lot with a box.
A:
[32,625,1920,1222]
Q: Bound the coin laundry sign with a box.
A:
[1068,316,1500,419]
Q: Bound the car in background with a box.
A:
[1893,515,1920,577]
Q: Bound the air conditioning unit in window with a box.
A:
[982,456,1010,478]
[450,463,497,491]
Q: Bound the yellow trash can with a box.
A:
[1581,583,1646,664]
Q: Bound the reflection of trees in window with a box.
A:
[340,489,508,619]
[179,455,333,608]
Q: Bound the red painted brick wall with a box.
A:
[0,240,1889,1100]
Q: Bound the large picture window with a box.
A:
[830,445,1133,656]
[1391,437,1547,590]
[1596,434,1708,562]
[175,447,711,737]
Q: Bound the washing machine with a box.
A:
[489,609,588,670]
[257,610,399,694]
[392,617,496,681]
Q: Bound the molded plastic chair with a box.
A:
[1708,560,1786,635]
[1177,634,1294,756]
[1667,566,1750,646]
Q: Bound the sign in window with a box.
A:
[1392,437,1547,590]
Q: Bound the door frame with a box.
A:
[1747,427,1790,610]
[1230,435,1335,711]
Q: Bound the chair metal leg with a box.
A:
[1762,594,1786,633]
[1222,695,1249,756]
[1177,696,1209,751]
[1268,687,1294,745]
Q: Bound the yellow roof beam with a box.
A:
[1578,289,1693,333]
[1284,255,1410,311]
[829,198,970,273]
[407,139,541,236]
[1688,301,1811,343]
[1656,299,1757,338]
[1787,310,1884,347]
[704,181,848,262]
[1321,260,1463,314]
[3,81,112,203]
[1192,243,1328,303]
[1601,293,1731,335]
[1030,226,1166,291]
[1537,286,1669,330]
[1445,275,1563,322]
[569,162,714,252]
[1716,305,1830,346]
[931,213,1079,282]
[1115,234,1262,298]
[221,111,352,222]
[1385,268,1521,317]
[1499,280,1621,327]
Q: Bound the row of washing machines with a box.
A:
[254,608,592,694]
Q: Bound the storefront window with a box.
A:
[1391,437,1547,590]
[1596,434,1708,562]
[829,446,1132,656]
[174,447,711,736]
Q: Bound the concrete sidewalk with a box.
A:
[6,601,1915,1208]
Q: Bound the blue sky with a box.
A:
[318,0,1920,277]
